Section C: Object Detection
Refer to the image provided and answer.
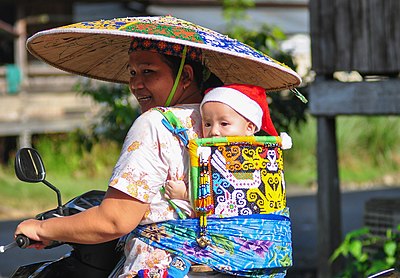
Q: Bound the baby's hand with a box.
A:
[164,180,188,200]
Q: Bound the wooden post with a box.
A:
[316,116,342,278]
[15,4,31,147]
[309,0,400,276]
[18,130,32,148]
[309,77,400,277]
[310,0,400,75]
[15,13,28,87]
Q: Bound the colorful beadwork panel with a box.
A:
[189,136,286,217]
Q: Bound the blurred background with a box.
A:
[0,1,399,277]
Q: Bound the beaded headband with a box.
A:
[129,38,202,63]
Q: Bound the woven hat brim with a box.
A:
[27,25,301,92]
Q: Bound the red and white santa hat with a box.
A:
[200,83,278,136]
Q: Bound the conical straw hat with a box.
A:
[27,15,301,92]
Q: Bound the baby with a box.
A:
[164,83,281,201]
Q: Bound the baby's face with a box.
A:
[201,102,256,138]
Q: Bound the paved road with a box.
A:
[287,186,400,276]
[0,219,71,277]
[1,187,399,277]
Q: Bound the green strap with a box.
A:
[161,110,186,129]
[160,186,187,220]
[164,46,188,106]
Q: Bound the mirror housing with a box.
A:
[15,148,46,183]
[14,147,64,216]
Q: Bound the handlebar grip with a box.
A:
[15,234,39,249]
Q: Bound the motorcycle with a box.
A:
[1,147,122,278]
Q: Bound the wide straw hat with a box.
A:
[26,15,301,92]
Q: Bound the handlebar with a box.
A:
[8,191,106,252]
[0,235,39,253]
[15,234,40,249]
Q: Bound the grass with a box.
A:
[0,114,399,218]
[0,169,109,218]
[283,115,317,187]
[284,115,400,188]
[336,116,400,186]
[0,134,119,219]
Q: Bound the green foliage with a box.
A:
[330,225,400,277]
[283,115,316,186]
[283,115,400,187]
[75,80,140,146]
[32,133,120,179]
[222,0,255,29]
[336,116,400,184]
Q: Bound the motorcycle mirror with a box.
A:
[15,148,46,183]
[14,147,64,216]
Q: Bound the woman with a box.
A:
[17,15,301,277]
[15,38,222,277]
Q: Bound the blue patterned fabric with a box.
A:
[197,30,271,63]
[132,208,292,277]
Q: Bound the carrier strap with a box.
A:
[153,108,189,147]
[153,107,189,220]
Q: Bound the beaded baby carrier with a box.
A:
[189,136,286,216]
[152,107,293,277]
[188,135,291,242]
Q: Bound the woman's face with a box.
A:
[128,51,176,112]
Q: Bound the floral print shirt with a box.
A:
[108,104,202,277]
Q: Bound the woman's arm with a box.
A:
[15,187,149,245]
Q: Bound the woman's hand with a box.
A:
[15,219,52,249]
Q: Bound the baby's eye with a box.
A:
[221,122,229,126]
[204,122,211,127]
